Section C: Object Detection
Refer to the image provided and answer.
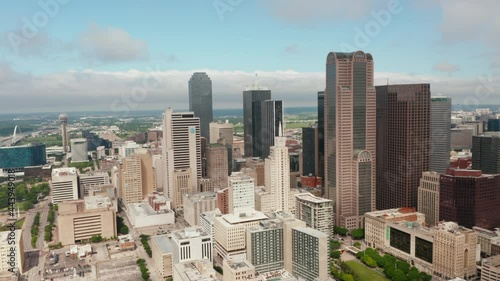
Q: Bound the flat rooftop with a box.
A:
[185,192,217,202]
[0,229,22,243]
[84,196,113,210]
[366,208,421,220]
[151,235,173,254]
[173,227,209,240]
[220,209,268,225]
[292,227,328,238]
[295,193,332,204]
[200,210,221,223]
[174,259,219,281]
[52,167,77,177]
[128,203,172,217]
[483,255,500,268]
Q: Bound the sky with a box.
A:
[0,0,499,114]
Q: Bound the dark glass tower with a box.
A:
[302,127,317,176]
[430,97,451,173]
[487,119,500,132]
[472,134,500,174]
[376,84,431,210]
[189,72,213,139]
[318,91,325,180]
[259,100,283,159]
[243,88,271,157]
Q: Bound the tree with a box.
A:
[351,228,365,239]
[396,260,410,274]
[334,226,349,236]
[361,255,377,268]
[90,234,103,243]
[420,272,432,281]
[392,269,407,281]
[214,265,223,274]
[120,225,129,235]
[341,273,354,281]
[407,267,420,281]
[353,242,361,249]
[330,240,341,250]
[331,250,341,259]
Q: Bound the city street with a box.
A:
[22,198,50,280]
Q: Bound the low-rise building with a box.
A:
[171,227,213,263]
[126,202,175,228]
[117,234,135,251]
[150,235,173,279]
[481,255,500,281]
[174,259,220,281]
[222,257,256,281]
[473,227,500,257]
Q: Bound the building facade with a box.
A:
[302,127,319,177]
[265,136,290,212]
[243,87,271,157]
[228,173,255,213]
[171,227,213,263]
[51,168,79,204]
[417,171,441,226]
[183,192,217,227]
[317,91,325,180]
[150,235,174,278]
[0,143,47,172]
[189,72,213,139]
[430,97,452,173]
[206,144,229,190]
[246,220,284,273]
[70,138,88,162]
[258,99,284,159]
[0,230,24,275]
[78,172,110,198]
[295,193,333,237]
[292,227,329,281]
[472,134,500,174]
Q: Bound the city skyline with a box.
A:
[0,1,499,113]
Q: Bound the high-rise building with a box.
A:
[258,100,283,159]
[183,192,217,227]
[487,119,500,132]
[243,86,271,157]
[51,168,79,204]
[59,113,69,153]
[440,169,500,230]
[302,127,319,176]
[246,219,284,274]
[216,188,229,214]
[206,144,228,191]
[162,108,201,204]
[317,91,325,180]
[189,72,213,139]
[376,84,431,210]
[78,172,110,198]
[70,138,88,162]
[118,155,143,205]
[430,97,452,173]
[172,168,193,209]
[325,51,376,229]
[265,135,290,212]
[210,121,234,174]
[472,134,500,174]
[417,171,441,226]
[150,235,174,279]
[292,227,329,281]
[295,193,333,237]
[0,230,24,275]
[228,172,255,213]
[171,227,213,263]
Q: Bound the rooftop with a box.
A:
[293,227,328,238]
[220,208,268,225]
[225,256,254,271]
[84,196,113,210]
[0,229,22,243]
[174,259,219,281]
[366,208,422,222]
[173,227,209,240]
[483,255,500,268]
[295,192,332,204]
[128,202,172,217]
[151,235,173,254]
[185,192,217,202]
[200,210,222,223]
[52,167,77,177]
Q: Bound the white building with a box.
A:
[183,192,217,227]
[0,230,24,275]
[255,187,273,213]
[265,135,290,212]
[96,146,106,159]
[119,141,141,158]
[78,172,110,198]
[151,234,174,279]
[295,193,333,237]
[126,202,175,228]
[200,210,222,246]
[171,227,213,263]
[209,121,234,144]
[70,138,88,162]
[51,167,79,204]
[173,259,220,281]
[222,256,255,281]
[228,172,255,214]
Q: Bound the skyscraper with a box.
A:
[472,134,500,174]
[265,134,290,212]
[317,91,325,180]
[430,97,452,173]
[243,85,271,157]
[206,143,228,191]
[189,72,213,139]
[417,171,441,226]
[302,127,318,176]
[162,108,201,206]
[325,51,376,229]
[59,113,69,153]
[209,121,234,174]
[259,100,283,159]
[376,84,431,210]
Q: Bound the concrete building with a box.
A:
[171,227,213,263]
[183,192,217,227]
[417,171,441,226]
[58,196,117,245]
[78,172,110,198]
[430,97,452,173]
[210,121,234,145]
[376,84,431,210]
[254,187,273,213]
[265,135,290,212]
[59,113,69,153]
[200,210,222,248]
[292,227,329,281]
[150,234,174,279]
[302,127,319,177]
[0,230,24,275]
[70,138,88,162]
[206,144,229,190]
[473,227,500,256]
[246,219,284,273]
[126,201,175,228]
[162,108,201,206]
[295,193,333,237]
[118,154,154,205]
[119,141,141,158]
[174,259,219,281]
[317,91,325,180]
[222,257,256,281]
[481,255,500,281]
[214,209,268,259]
[325,51,376,229]
[243,85,271,157]
[51,167,79,204]
[451,128,474,150]
[472,134,500,174]
[152,154,163,192]
[217,188,229,214]
[189,72,213,139]
[96,146,105,159]
[228,173,255,213]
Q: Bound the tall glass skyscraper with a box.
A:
[189,72,213,139]
[430,97,451,173]
[243,87,271,157]
[0,143,47,170]
[325,51,376,229]
[259,100,283,159]
[317,91,325,180]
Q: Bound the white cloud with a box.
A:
[80,23,149,62]
[432,62,460,73]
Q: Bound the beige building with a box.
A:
[78,172,110,198]
[222,257,255,281]
[183,192,217,227]
[150,234,174,279]
[265,136,290,212]
[172,168,193,209]
[473,227,500,256]
[209,121,234,145]
[242,158,265,186]
[288,188,300,215]
[481,255,500,281]
[292,227,329,281]
[58,196,117,245]
[174,259,219,281]
[295,193,333,237]
[118,152,156,205]
[214,209,268,259]
[325,51,376,229]
[0,230,24,275]
[417,171,441,226]
[280,213,307,274]
[228,173,255,214]
[206,144,229,191]
[254,187,273,213]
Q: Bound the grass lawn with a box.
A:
[345,260,389,281]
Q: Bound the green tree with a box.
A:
[331,250,342,259]
[361,255,377,268]
[351,228,365,239]
[330,240,341,250]
[393,269,407,281]
[396,260,410,275]
[353,242,361,249]
[341,273,354,281]
[120,225,129,234]
[407,267,420,281]
[214,265,223,274]
[334,226,349,236]
[90,234,103,243]
[419,272,432,281]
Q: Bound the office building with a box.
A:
[265,135,290,212]
[189,72,213,139]
[152,154,164,192]
[376,84,431,210]
[210,121,234,174]
[317,91,325,180]
[57,196,117,245]
[325,51,376,229]
[172,168,193,209]
[213,209,268,259]
[200,210,222,247]
[254,187,273,213]
[292,227,329,281]
[78,172,110,198]
[171,227,213,263]
[217,188,229,214]
[258,100,284,159]
[295,193,333,237]
[430,97,452,173]
[481,255,500,281]
[243,85,271,157]
[206,144,229,190]
[119,141,141,158]
[246,219,284,273]
[228,172,255,213]
[183,192,217,227]
[473,227,500,256]
[242,158,265,186]
[222,257,255,281]
[59,113,69,153]
[417,172,441,226]
[440,169,500,230]
[0,143,46,173]
[150,235,174,279]
[174,259,219,281]
[51,168,79,204]
[451,128,474,150]
[96,146,105,159]
[70,138,88,162]
[126,200,175,229]
[0,230,24,275]
[488,119,500,132]
[472,134,500,174]
[302,127,319,176]
[118,154,152,205]
[162,108,201,205]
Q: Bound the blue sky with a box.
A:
[0,0,499,113]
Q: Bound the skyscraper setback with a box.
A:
[325,51,376,229]
[430,97,451,173]
[189,72,213,139]
[243,85,271,157]
[376,84,431,210]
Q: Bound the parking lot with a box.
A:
[43,251,94,280]
[96,257,142,281]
